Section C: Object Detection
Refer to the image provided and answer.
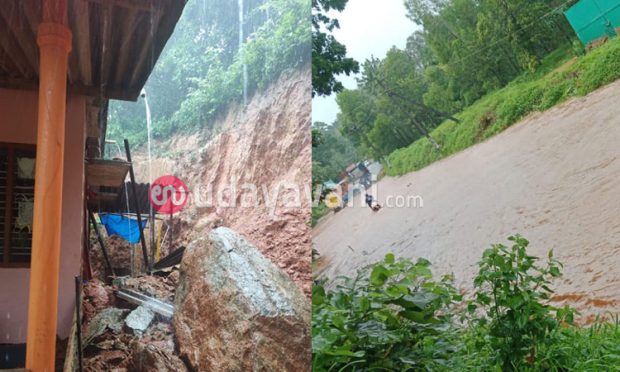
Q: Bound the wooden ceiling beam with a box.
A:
[112,8,140,87]
[0,0,185,102]
[96,2,114,94]
[85,0,164,13]
[0,4,39,76]
[21,0,41,36]
[0,75,137,101]
[42,0,69,25]
[0,13,36,79]
[70,0,92,85]
[128,0,182,95]
[128,9,163,88]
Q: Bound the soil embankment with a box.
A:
[133,66,312,295]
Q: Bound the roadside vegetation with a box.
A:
[386,37,620,176]
[312,235,620,371]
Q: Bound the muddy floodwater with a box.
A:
[314,81,620,324]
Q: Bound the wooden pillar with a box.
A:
[25,0,72,370]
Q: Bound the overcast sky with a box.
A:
[312,0,419,125]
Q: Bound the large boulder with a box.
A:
[174,227,311,371]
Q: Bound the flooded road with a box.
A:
[314,81,620,323]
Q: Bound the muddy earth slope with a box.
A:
[133,66,312,296]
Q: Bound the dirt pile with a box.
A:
[81,269,185,371]
[133,66,312,296]
[174,227,311,371]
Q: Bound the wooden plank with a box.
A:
[62,311,78,372]
[88,209,115,277]
[70,0,93,85]
[0,11,34,79]
[128,9,163,87]
[85,159,130,188]
[0,2,39,76]
[0,75,38,92]
[74,276,84,371]
[124,139,150,272]
[129,0,183,91]
[86,0,163,13]
[112,7,140,87]
[97,2,114,94]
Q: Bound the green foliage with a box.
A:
[106,0,309,148]
[386,37,620,176]
[334,0,577,163]
[312,120,360,184]
[404,0,574,110]
[338,48,447,160]
[313,236,620,371]
[469,235,574,370]
[311,120,360,226]
[312,0,359,97]
[312,254,459,371]
[311,203,329,227]
[450,316,620,371]
[572,39,586,57]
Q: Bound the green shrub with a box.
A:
[312,236,620,371]
[469,235,575,370]
[311,204,329,227]
[312,254,459,371]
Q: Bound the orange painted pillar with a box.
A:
[25,1,71,370]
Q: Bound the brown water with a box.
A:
[314,81,620,323]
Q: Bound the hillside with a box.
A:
[133,66,312,295]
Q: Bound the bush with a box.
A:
[469,235,575,370]
[313,236,620,371]
[312,254,459,371]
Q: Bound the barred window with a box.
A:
[0,143,36,267]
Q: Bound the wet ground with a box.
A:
[314,80,620,324]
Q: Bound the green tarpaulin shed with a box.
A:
[565,0,620,45]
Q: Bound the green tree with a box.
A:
[312,0,359,97]
[312,120,360,184]
[107,0,309,149]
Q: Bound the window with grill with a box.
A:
[0,143,36,267]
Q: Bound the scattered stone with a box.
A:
[82,279,114,321]
[131,341,188,372]
[125,305,155,334]
[174,227,311,371]
[84,308,128,346]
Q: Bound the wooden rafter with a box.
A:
[0,0,185,101]
[70,0,92,85]
[129,9,163,87]
[0,14,34,79]
[86,0,164,13]
[113,7,140,86]
[97,2,114,95]
[0,3,39,76]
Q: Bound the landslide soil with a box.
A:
[133,66,312,296]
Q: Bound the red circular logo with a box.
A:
[149,175,188,214]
